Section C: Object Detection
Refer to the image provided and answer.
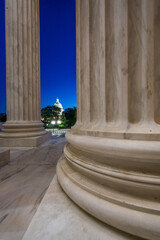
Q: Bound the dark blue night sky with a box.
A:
[0,0,76,113]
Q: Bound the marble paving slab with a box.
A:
[0,136,67,240]
[23,176,143,240]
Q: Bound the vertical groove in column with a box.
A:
[76,0,81,123]
[128,0,142,123]
[128,0,154,124]
[120,0,128,125]
[99,0,106,124]
[90,0,106,123]
[105,0,128,125]
[32,0,36,121]
[27,0,29,120]
[35,0,38,120]
[36,0,40,120]
[28,0,32,121]
[10,0,14,120]
[23,0,28,120]
[37,0,41,120]
[13,0,18,120]
[32,0,37,121]
[18,0,23,121]
[141,0,154,123]
[105,0,114,123]
[16,0,19,120]
[89,0,100,122]
[5,0,10,120]
[154,0,160,124]
[80,0,90,124]
[35,0,38,121]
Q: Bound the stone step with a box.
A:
[0,149,10,168]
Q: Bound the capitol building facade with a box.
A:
[53,98,64,116]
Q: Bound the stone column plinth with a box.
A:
[0,0,49,147]
[57,1,160,239]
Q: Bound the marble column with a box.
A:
[57,1,160,239]
[0,0,49,147]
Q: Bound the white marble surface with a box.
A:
[0,136,66,240]
[1,0,47,146]
[57,1,160,239]
[23,176,142,240]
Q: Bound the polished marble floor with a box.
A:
[0,136,67,240]
[23,176,143,240]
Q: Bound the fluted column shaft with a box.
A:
[75,0,160,140]
[76,0,128,129]
[1,0,46,140]
[57,1,160,240]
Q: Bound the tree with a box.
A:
[0,113,6,122]
[59,114,68,128]
[52,105,61,119]
[41,106,53,122]
[41,105,61,128]
[41,105,77,129]
[60,107,77,128]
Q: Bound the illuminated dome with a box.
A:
[54,98,64,115]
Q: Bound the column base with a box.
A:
[57,131,160,240]
[22,176,140,240]
[0,132,51,147]
[0,121,51,147]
